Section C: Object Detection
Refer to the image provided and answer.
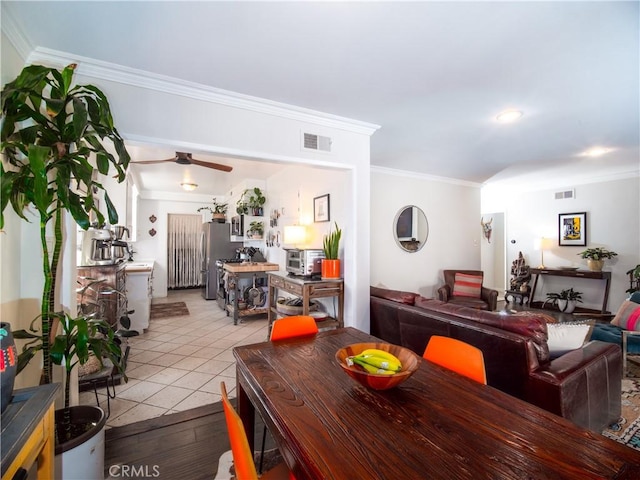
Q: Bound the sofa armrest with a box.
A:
[480,287,498,311]
[526,341,621,432]
[437,285,451,302]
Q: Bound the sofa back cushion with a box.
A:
[370,286,417,305]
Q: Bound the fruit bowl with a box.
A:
[335,342,420,390]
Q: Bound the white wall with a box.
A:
[371,169,482,298]
[483,176,640,311]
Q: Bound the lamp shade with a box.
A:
[284,225,306,245]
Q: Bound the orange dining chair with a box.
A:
[423,335,487,384]
[270,315,319,341]
[220,381,295,480]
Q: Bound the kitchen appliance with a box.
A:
[112,225,130,261]
[80,227,115,265]
[201,222,243,300]
[285,248,324,277]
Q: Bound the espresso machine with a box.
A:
[80,227,115,265]
[111,225,130,262]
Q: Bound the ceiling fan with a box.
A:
[133,152,233,172]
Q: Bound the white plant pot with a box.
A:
[55,406,107,480]
[557,299,577,314]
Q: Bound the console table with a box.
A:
[1,384,60,480]
[529,268,611,314]
[267,271,344,337]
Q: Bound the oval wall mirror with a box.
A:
[393,205,428,252]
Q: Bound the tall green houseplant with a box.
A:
[1,63,130,384]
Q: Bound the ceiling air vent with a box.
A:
[302,132,332,153]
[554,189,575,200]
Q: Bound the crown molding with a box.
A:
[23,46,380,137]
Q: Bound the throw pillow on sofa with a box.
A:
[452,273,482,298]
[547,321,594,358]
[611,299,640,331]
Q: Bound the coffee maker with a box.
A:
[111,225,130,262]
[80,228,115,265]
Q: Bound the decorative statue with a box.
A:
[481,217,493,243]
[510,252,531,291]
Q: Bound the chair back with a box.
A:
[220,381,259,480]
[423,335,487,384]
[270,316,318,341]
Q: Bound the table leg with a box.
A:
[236,378,255,452]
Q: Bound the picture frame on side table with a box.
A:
[558,212,587,246]
[314,194,330,223]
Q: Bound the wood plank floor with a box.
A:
[104,401,275,479]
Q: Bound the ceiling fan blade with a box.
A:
[132,158,176,165]
[190,158,233,172]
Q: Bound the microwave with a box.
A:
[285,249,324,276]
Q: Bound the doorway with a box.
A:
[480,212,506,295]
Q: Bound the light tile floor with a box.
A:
[80,288,269,428]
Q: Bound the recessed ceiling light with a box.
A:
[582,146,614,157]
[496,109,523,123]
[180,182,198,191]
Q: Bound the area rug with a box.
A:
[602,359,640,451]
[149,301,190,319]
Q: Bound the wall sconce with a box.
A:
[180,182,198,191]
[284,225,307,246]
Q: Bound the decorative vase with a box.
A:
[557,299,576,314]
[1,322,18,413]
[587,259,604,272]
[321,259,341,279]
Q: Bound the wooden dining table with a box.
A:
[234,327,640,479]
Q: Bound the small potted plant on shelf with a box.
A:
[627,264,640,294]
[237,187,266,216]
[544,288,583,313]
[198,198,228,223]
[247,221,264,239]
[322,222,342,279]
[577,247,618,272]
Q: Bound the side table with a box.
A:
[505,290,530,305]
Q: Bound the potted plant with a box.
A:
[322,222,342,279]
[627,264,640,294]
[247,220,264,239]
[198,197,228,223]
[577,247,618,272]
[544,288,583,313]
[1,63,130,478]
[237,187,266,216]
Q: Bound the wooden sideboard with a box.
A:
[529,268,612,314]
[77,262,127,327]
[1,384,60,480]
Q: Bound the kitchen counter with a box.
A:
[223,262,279,273]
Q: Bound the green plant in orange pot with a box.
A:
[322,222,342,279]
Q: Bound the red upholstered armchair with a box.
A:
[437,270,498,311]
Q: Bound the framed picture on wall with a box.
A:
[558,212,587,246]
[314,194,330,222]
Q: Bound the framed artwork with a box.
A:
[313,194,330,223]
[558,212,587,246]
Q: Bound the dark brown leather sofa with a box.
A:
[370,287,622,432]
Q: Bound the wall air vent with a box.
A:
[554,189,575,200]
[302,132,332,153]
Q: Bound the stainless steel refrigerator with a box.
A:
[201,222,243,300]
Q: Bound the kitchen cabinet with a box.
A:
[77,262,127,328]
[125,261,154,333]
[267,271,344,337]
[224,262,279,325]
[1,384,59,480]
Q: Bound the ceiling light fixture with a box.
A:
[180,182,198,191]
[582,146,613,157]
[496,109,523,123]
